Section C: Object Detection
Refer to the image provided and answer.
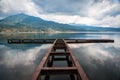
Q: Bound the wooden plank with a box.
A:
[65,39,114,43]
[41,67,78,75]
[8,39,114,44]
[8,39,55,44]
[63,39,88,80]
[8,39,21,44]
[50,52,70,56]
[53,46,66,49]
[53,57,67,61]
[55,42,65,44]
[32,39,57,80]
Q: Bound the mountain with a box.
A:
[69,24,120,32]
[0,13,120,33]
[0,14,80,33]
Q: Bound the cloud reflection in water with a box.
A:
[69,43,120,80]
[0,44,51,80]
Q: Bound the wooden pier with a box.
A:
[32,39,88,80]
[8,38,114,80]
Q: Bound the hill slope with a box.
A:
[0,14,80,33]
[0,14,120,33]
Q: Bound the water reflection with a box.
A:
[69,43,120,80]
[0,44,51,80]
[0,33,120,80]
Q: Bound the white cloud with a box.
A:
[33,0,120,27]
[0,0,42,17]
[0,0,120,27]
[38,14,97,25]
[95,15,120,27]
[87,0,119,18]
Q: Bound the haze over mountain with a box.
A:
[0,14,120,33]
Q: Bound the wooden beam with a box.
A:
[32,39,57,80]
[50,52,70,56]
[53,57,67,61]
[41,67,78,75]
[63,39,88,80]
[53,46,67,49]
[8,39,55,44]
[66,39,114,43]
[8,39,114,44]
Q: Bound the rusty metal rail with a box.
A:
[32,39,88,80]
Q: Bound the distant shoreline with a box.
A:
[0,31,79,34]
[0,31,120,34]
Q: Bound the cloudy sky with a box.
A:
[0,0,120,27]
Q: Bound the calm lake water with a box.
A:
[0,33,120,80]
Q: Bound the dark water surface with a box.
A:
[0,33,120,80]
